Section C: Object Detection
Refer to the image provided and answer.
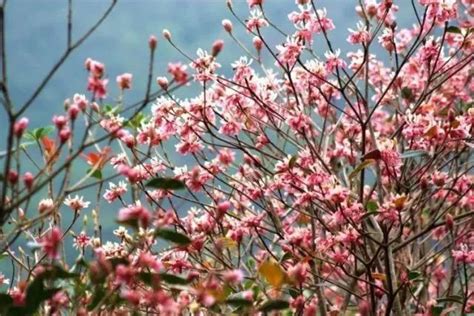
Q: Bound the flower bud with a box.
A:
[59,127,71,143]
[156,76,169,90]
[7,170,18,184]
[148,35,157,50]
[162,29,172,41]
[52,115,67,129]
[91,102,100,113]
[253,37,263,52]
[445,213,454,231]
[13,117,29,138]
[222,19,233,33]
[116,73,133,90]
[68,103,80,120]
[211,39,224,57]
[23,172,34,190]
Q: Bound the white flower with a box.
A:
[0,273,10,285]
[64,195,90,211]
[38,198,54,213]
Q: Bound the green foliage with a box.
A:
[155,228,192,246]
[146,177,186,190]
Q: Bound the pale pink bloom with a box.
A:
[247,0,263,7]
[85,58,105,78]
[64,195,90,211]
[452,244,474,264]
[87,77,108,99]
[288,262,309,284]
[347,22,370,44]
[217,148,235,166]
[168,62,188,84]
[73,94,88,110]
[38,198,54,213]
[73,232,91,249]
[116,73,133,90]
[118,201,151,227]
[40,227,62,259]
[276,36,303,66]
[222,269,244,283]
[0,273,10,285]
[308,8,335,33]
[246,9,268,32]
[103,181,128,203]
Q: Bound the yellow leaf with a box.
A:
[258,258,287,288]
[216,237,237,249]
[371,272,387,281]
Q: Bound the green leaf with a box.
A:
[436,295,463,304]
[21,277,60,315]
[107,257,129,268]
[102,104,121,115]
[408,270,422,281]
[126,112,147,129]
[446,26,462,34]
[24,126,55,141]
[225,294,253,307]
[0,293,13,310]
[29,265,80,281]
[431,304,444,316]
[88,286,106,311]
[401,87,414,100]
[366,200,379,213]
[288,155,297,169]
[146,177,186,190]
[87,168,102,180]
[116,218,139,229]
[259,299,290,312]
[155,228,191,246]
[401,150,427,159]
[349,159,375,180]
[159,273,190,285]
[363,149,381,160]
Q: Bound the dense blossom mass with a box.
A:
[0,0,473,315]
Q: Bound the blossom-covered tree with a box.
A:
[0,0,472,315]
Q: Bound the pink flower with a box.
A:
[13,117,29,137]
[64,195,90,211]
[217,148,235,166]
[148,35,157,50]
[118,201,151,227]
[23,172,34,190]
[156,76,169,90]
[276,37,303,67]
[116,73,133,90]
[222,269,244,283]
[40,227,62,259]
[87,77,108,99]
[168,62,188,85]
[247,0,263,7]
[103,181,128,203]
[246,10,268,32]
[452,244,474,264]
[222,19,233,33]
[85,58,105,78]
[52,115,67,129]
